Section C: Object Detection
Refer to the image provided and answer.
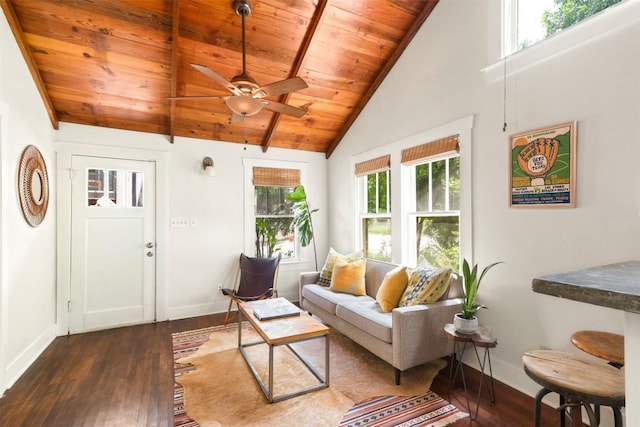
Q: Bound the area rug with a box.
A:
[173,322,467,427]
[339,392,465,427]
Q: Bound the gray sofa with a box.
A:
[299,258,463,384]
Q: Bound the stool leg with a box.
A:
[582,403,597,427]
[559,395,566,427]
[613,407,623,427]
[534,388,552,427]
[568,402,581,427]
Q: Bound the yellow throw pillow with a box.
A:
[399,268,452,306]
[329,258,367,296]
[318,247,362,286]
[376,266,409,312]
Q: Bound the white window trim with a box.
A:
[358,170,392,261]
[485,0,639,82]
[405,153,460,267]
[242,158,308,264]
[350,115,474,267]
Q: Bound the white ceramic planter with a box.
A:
[453,313,478,334]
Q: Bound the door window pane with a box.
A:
[87,168,144,208]
[128,171,144,207]
[88,169,105,206]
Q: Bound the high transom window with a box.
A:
[504,0,624,55]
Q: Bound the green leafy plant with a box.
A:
[459,259,503,319]
[286,185,319,269]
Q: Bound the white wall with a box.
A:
[0,12,57,394]
[164,136,327,319]
[53,123,328,322]
[329,0,640,403]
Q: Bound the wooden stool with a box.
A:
[522,350,625,427]
[571,330,624,368]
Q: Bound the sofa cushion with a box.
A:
[302,284,371,314]
[330,258,366,296]
[318,247,362,286]
[375,265,408,312]
[336,300,392,343]
[399,267,452,306]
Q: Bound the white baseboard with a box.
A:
[168,292,301,321]
[168,301,227,320]
[3,325,56,393]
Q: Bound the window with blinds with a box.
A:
[252,167,300,259]
[404,135,460,270]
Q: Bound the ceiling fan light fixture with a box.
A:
[226,95,263,116]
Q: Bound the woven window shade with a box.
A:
[401,135,459,165]
[354,154,391,177]
[252,167,301,187]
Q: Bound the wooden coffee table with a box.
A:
[237,298,330,403]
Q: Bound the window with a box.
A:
[87,168,144,207]
[252,166,299,260]
[356,155,391,261]
[403,136,460,271]
[504,0,623,54]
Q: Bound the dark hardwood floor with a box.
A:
[0,313,561,426]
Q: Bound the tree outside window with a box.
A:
[361,170,391,262]
[254,186,295,259]
[514,0,623,52]
[414,156,459,271]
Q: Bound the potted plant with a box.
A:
[454,258,503,334]
[286,185,319,270]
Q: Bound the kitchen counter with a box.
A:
[532,260,640,314]
[532,260,640,426]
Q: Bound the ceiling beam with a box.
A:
[0,0,59,130]
[260,0,328,153]
[325,0,440,158]
[168,0,180,144]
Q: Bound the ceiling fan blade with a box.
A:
[191,64,242,96]
[253,77,308,98]
[262,100,307,118]
[230,112,246,124]
[167,95,227,100]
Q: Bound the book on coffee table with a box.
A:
[252,297,301,321]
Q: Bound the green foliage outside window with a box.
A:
[367,171,389,214]
[363,171,391,262]
[415,157,460,271]
[254,186,294,259]
[541,0,622,37]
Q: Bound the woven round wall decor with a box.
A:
[17,145,49,227]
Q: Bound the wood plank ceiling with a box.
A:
[1,0,438,156]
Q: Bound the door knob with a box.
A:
[146,242,154,248]
[146,251,154,257]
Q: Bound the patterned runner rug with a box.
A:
[172,323,467,427]
[339,392,466,427]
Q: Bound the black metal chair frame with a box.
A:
[221,253,281,325]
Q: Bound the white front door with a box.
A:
[69,155,156,333]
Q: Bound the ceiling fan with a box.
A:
[170,0,308,124]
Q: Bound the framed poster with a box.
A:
[509,121,576,207]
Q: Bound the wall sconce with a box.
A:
[203,157,215,177]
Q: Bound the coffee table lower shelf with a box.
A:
[238,333,329,403]
[237,300,330,403]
